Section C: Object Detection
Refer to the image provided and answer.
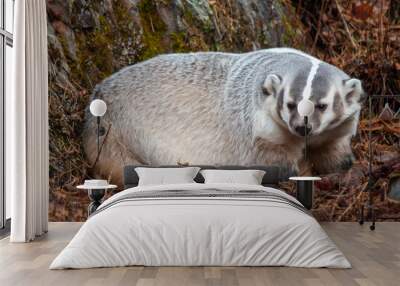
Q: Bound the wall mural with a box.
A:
[47,0,400,221]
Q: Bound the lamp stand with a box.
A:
[358,95,376,230]
[95,117,107,159]
[96,117,101,156]
[304,116,308,162]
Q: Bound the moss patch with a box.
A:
[170,32,190,52]
[137,0,168,60]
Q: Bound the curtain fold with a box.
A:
[9,0,49,242]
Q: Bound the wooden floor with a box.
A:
[0,222,399,286]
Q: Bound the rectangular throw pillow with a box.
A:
[200,169,266,185]
[135,167,200,186]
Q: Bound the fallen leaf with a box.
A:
[351,3,374,20]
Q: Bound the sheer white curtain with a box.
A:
[8,0,49,242]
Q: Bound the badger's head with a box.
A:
[262,60,365,139]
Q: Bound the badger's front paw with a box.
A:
[339,154,354,171]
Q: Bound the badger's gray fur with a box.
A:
[83,48,364,184]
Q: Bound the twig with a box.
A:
[209,2,223,41]
[334,0,357,49]
[329,175,344,220]
[337,183,367,221]
[149,16,155,33]
[311,0,328,53]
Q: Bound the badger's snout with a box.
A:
[294,125,312,137]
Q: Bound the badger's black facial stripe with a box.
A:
[310,64,331,102]
[289,70,309,101]
[277,89,284,120]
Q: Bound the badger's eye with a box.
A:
[287,102,296,111]
[316,104,328,111]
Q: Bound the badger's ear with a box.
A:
[343,78,365,103]
[262,74,282,96]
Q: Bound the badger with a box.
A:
[83,48,364,184]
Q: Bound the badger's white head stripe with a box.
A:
[302,59,321,100]
[266,48,322,101]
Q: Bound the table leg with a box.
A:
[296,181,314,210]
[87,189,106,216]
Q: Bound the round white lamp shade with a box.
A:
[90,99,107,117]
[297,99,315,117]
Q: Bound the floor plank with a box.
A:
[0,222,399,286]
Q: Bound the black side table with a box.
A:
[289,177,321,210]
[77,184,117,216]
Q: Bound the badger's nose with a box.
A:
[295,125,312,136]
